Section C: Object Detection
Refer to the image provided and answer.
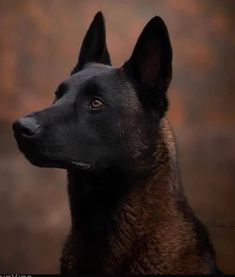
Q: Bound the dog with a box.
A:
[13,12,221,274]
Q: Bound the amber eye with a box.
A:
[90,98,105,110]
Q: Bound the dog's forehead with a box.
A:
[69,64,116,85]
[66,64,132,97]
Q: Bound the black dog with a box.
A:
[13,12,220,274]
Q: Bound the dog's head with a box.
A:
[13,12,172,173]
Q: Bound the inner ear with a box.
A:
[140,38,161,86]
[71,11,111,75]
[123,16,172,93]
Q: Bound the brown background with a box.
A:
[0,0,234,273]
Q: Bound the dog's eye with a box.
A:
[90,98,105,110]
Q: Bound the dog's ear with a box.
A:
[71,11,111,74]
[123,16,172,95]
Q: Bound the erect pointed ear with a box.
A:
[123,16,172,94]
[71,11,111,75]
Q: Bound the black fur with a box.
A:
[12,12,221,274]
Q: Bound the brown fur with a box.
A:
[61,118,218,274]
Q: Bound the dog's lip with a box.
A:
[14,135,94,170]
[71,161,93,170]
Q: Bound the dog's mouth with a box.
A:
[23,150,93,170]
[15,136,93,170]
[71,161,93,170]
[13,126,94,170]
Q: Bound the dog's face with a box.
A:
[13,12,172,173]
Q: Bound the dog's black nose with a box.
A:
[12,117,40,138]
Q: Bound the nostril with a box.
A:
[21,124,38,137]
[13,117,40,138]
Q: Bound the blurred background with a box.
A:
[0,0,234,273]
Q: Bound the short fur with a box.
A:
[13,12,220,274]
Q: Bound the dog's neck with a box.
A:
[66,117,184,270]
